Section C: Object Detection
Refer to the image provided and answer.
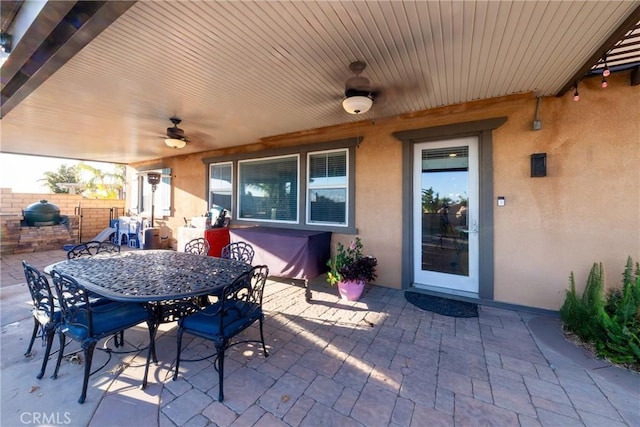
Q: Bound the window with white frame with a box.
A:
[238,155,299,223]
[209,162,233,214]
[307,149,348,226]
[205,138,357,231]
[130,168,171,217]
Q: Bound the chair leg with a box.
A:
[36,328,55,380]
[259,317,268,357]
[173,328,183,381]
[25,319,39,357]
[52,331,66,379]
[216,344,225,402]
[78,341,96,404]
[113,331,124,348]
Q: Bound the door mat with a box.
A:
[404,291,478,318]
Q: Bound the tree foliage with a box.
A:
[40,162,125,198]
[39,164,80,193]
[77,163,125,199]
[421,186,463,213]
[422,187,440,213]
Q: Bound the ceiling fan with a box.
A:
[165,117,189,148]
[342,61,377,114]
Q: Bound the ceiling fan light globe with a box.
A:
[165,138,186,149]
[342,95,373,114]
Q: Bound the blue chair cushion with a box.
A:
[62,302,149,341]
[34,298,112,328]
[180,301,261,343]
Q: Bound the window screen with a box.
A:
[209,162,233,214]
[129,175,140,213]
[238,155,298,222]
[307,149,347,225]
[134,168,171,216]
[158,168,171,216]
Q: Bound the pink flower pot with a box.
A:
[337,279,365,301]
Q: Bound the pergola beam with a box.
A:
[631,66,640,86]
[557,5,640,96]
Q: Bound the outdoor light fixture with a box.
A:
[601,76,608,88]
[342,61,375,114]
[531,153,547,177]
[602,55,611,77]
[164,138,187,149]
[573,83,580,101]
[0,32,12,53]
[342,95,373,114]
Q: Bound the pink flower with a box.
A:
[349,241,356,250]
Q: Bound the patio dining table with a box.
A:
[44,250,251,391]
[46,249,252,346]
[45,250,251,303]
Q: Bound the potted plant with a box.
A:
[327,237,377,301]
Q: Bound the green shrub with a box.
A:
[559,272,589,337]
[560,257,640,368]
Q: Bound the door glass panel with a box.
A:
[420,146,469,276]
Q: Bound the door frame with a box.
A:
[393,117,507,301]
[413,137,479,294]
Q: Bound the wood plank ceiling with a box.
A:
[1,1,639,164]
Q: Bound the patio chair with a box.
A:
[173,265,269,401]
[66,241,121,259]
[184,237,210,256]
[184,237,213,307]
[65,240,124,345]
[22,261,60,379]
[22,261,119,379]
[220,241,254,264]
[49,269,156,404]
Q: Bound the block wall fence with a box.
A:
[0,188,126,254]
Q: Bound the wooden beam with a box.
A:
[1,1,136,118]
[631,66,640,86]
[557,4,640,96]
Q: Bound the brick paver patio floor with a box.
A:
[1,250,638,426]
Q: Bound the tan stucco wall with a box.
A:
[491,75,640,309]
[131,71,639,310]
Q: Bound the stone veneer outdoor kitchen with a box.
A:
[0,188,126,255]
[0,214,79,254]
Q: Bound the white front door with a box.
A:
[413,137,479,294]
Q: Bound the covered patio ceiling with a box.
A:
[1,1,639,165]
